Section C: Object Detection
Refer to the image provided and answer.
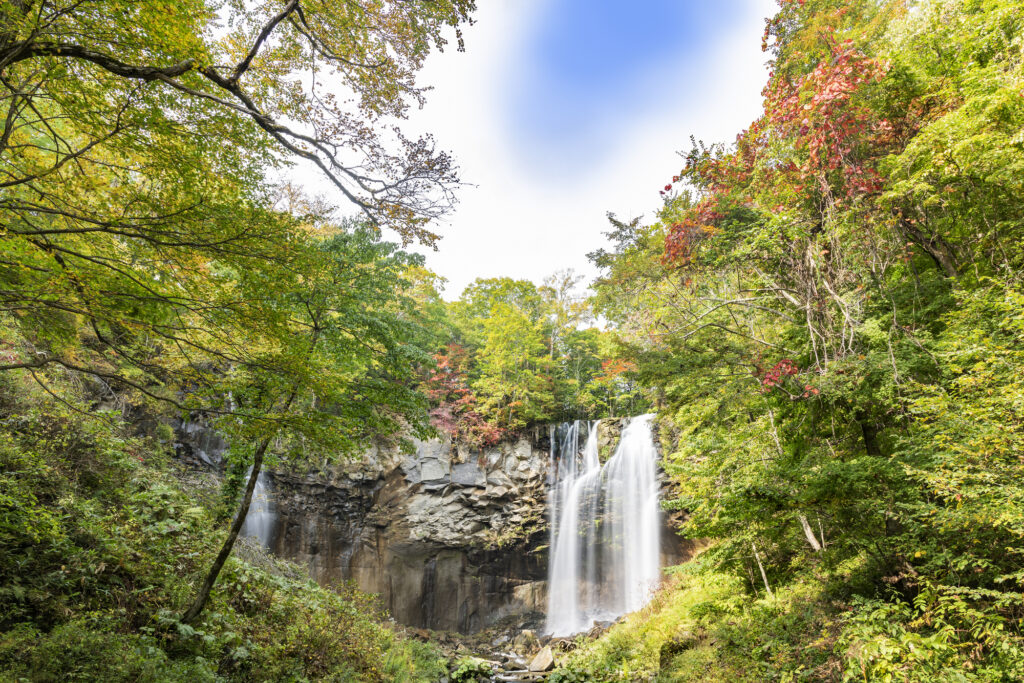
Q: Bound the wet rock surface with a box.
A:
[402,612,556,682]
[173,414,228,468]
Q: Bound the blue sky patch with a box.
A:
[506,1,750,171]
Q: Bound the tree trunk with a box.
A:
[768,410,822,553]
[799,515,823,552]
[752,542,773,597]
[745,561,760,597]
[897,217,958,278]
[858,414,881,457]
[181,436,271,623]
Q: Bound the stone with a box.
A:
[485,449,503,468]
[451,461,486,487]
[406,493,436,516]
[512,581,546,611]
[513,439,532,461]
[486,470,513,488]
[488,485,510,499]
[174,417,229,467]
[415,437,450,462]
[402,462,422,485]
[528,645,554,672]
[508,468,529,482]
[420,459,448,482]
[183,425,665,638]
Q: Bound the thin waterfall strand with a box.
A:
[240,469,276,547]
[547,422,600,634]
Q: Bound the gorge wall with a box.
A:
[175,420,691,634]
[266,434,552,634]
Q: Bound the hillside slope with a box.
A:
[0,372,446,682]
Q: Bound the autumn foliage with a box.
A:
[421,344,504,447]
[585,0,1024,679]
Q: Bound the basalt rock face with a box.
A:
[258,433,551,634]
[173,418,691,635]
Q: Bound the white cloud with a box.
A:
[300,1,778,299]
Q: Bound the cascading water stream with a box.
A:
[240,469,276,548]
[545,415,661,636]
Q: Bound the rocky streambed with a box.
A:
[403,614,620,683]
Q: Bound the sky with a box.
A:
[332,0,777,299]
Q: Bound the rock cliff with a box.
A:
[175,419,690,634]
[263,433,551,633]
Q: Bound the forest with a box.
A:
[1,0,1023,681]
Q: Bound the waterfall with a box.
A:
[545,415,661,636]
[240,469,276,548]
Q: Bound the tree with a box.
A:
[540,268,590,357]
[0,0,473,400]
[450,277,546,346]
[435,273,637,430]
[592,0,1024,673]
[0,0,472,241]
[471,300,554,430]
[421,342,503,447]
[0,0,476,623]
[181,225,434,622]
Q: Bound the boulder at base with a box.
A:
[528,645,554,672]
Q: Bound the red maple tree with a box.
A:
[421,343,504,447]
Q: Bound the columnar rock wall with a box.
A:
[264,434,552,633]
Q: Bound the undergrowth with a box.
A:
[0,371,445,682]
[552,552,1024,682]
